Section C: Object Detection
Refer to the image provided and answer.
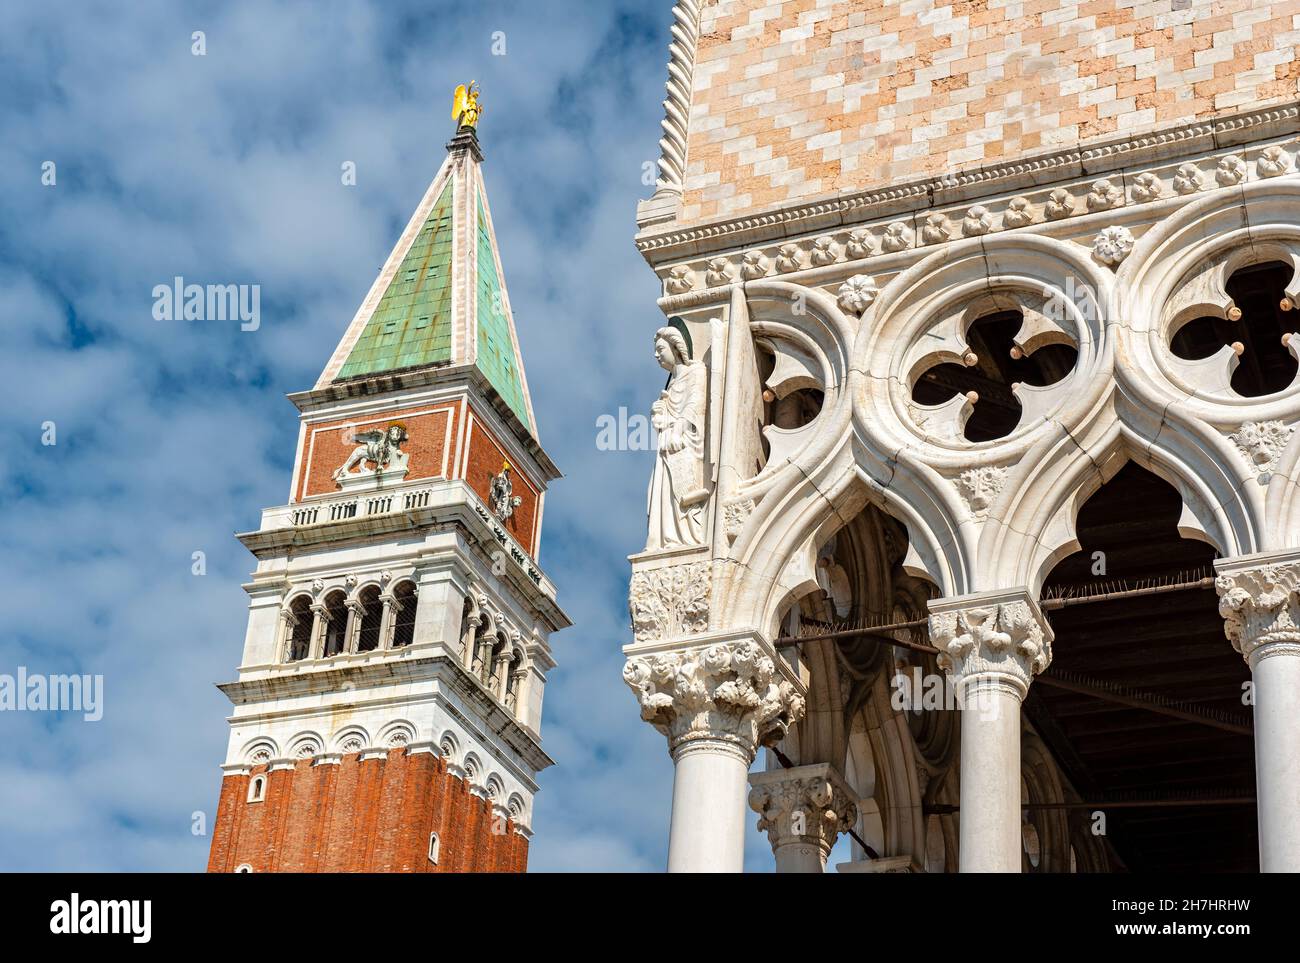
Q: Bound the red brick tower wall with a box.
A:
[207,749,529,873]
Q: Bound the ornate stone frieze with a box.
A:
[1003,196,1033,228]
[845,227,875,259]
[1173,162,1204,194]
[704,256,733,287]
[1086,177,1123,211]
[927,595,1052,695]
[810,235,839,266]
[1216,153,1247,186]
[1044,187,1075,220]
[635,104,1300,260]
[775,243,803,273]
[921,212,951,244]
[665,264,694,294]
[1258,144,1293,177]
[741,249,769,280]
[962,205,993,236]
[953,466,1009,517]
[881,220,913,252]
[1130,171,1163,202]
[629,561,710,642]
[1215,560,1300,662]
[623,639,805,753]
[1230,420,1294,479]
[748,762,858,857]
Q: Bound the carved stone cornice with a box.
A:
[748,763,857,858]
[1214,553,1300,664]
[927,589,1053,698]
[622,636,805,757]
[634,101,1300,264]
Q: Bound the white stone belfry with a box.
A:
[207,109,568,873]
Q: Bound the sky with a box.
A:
[0,0,843,872]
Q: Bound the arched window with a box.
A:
[235,863,254,874]
[321,590,348,657]
[504,648,525,710]
[427,832,440,865]
[247,775,266,803]
[486,633,507,689]
[286,595,313,662]
[355,585,383,653]
[391,581,417,648]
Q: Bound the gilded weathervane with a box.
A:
[452,81,483,129]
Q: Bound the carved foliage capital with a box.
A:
[623,640,806,755]
[1215,560,1300,662]
[748,763,857,856]
[928,598,1052,695]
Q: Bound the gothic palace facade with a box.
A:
[625,0,1300,872]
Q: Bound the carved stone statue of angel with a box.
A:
[334,423,410,484]
[490,462,523,521]
[646,325,709,549]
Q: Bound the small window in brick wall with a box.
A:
[247,775,266,803]
[428,832,440,865]
[235,864,254,874]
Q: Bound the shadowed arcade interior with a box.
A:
[1032,462,1256,872]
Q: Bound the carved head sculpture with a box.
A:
[654,326,691,373]
[386,423,409,446]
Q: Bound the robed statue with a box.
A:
[646,325,709,549]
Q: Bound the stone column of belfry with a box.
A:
[623,633,806,872]
[748,763,857,872]
[928,589,1053,872]
[1214,552,1300,872]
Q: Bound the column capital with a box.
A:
[1215,551,1300,665]
[748,763,857,861]
[622,631,806,760]
[927,587,1053,699]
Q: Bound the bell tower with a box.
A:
[207,87,569,873]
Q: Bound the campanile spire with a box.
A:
[207,87,567,873]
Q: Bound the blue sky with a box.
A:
[0,0,848,872]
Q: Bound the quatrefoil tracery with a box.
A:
[906,294,1080,443]
[1164,256,1300,399]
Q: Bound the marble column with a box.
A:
[1215,552,1300,872]
[624,633,806,873]
[928,588,1053,873]
[749,762,857,872]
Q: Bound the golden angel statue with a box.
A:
[452,81,483,129]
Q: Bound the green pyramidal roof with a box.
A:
[326,135,535,438]
[475,192,530,428]
[335,181,455,379]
